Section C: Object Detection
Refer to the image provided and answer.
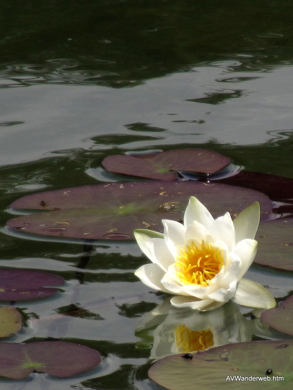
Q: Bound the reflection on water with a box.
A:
[175,325,214,353]
[1,0,293,87]
[135,300,273,359]
[2,66,293,167]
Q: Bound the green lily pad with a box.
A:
[0,307,21,338]
[0,268,65,301]
[255,218,293,271]
[261,295,293,336]
[7,181,272,241]
[102,149,232,180]
[149,340,293,390]
[0,341,101,379]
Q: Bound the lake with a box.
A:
[0,1,293,389]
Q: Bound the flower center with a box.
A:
[175,324,214,352]
[176,240,225,286]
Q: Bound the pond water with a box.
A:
[0,1,293,389]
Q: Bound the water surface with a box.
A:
[0,1,293,389]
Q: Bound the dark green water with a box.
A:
[0,1,293,389]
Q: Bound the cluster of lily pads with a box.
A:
[0,268,101,379]
[4,148,293,387]
[7,148,293,271]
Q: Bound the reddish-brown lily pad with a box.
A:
[7,181,272,241]
[0,307,22,338]
[102,149,232,180]
[255,218,293,271]
[219,171,293,209]
[261,295,293,336]
[149,340,293,390]
[0,268,64,301]
[0,341,101,379]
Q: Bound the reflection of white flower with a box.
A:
[135,197,275,311]
[136,299,273,359]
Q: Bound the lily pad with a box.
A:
[254,218,293,271]
[7,181,272,241]
[0,268,64,301]
[102,149,232,180]
[261,295,293,336]
[149,340,293,390]
[0,307,22,338]
[219,171,293,208]
[0,341,101,379]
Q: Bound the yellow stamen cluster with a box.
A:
[176,240,225,286]
[175,324,214,352]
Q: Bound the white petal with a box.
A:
[135,264,170,293]
[233,202,260,243]
[182,283,217,299]
[134,229,164,263]
[185,221,212,244]
[150,238,175,272]
[162,219,186,258]
[170,295,215,311]
[234,239,258,280]
[220,252,242,283]
[161,266,189,296]
[207,280,237,302]
[208,213,235,251]
[198,300,226,312]
[232,279,276,309]
[183,196,214,229]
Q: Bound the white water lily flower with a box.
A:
[134,197,276,311]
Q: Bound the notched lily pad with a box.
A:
[7,181,272,241]
[0,268,65,301]
[255,218,293,271]
[0,341,101,379]
[149,340,293,390]
[102,149,232,180]
[0,307,22,338]
[261,295,293,336]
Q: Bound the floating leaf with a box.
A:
[0,268,64,301]
[261,295,293,336]
[255,218,293,271]
[219,171,293,212]
[7,181,272,241]
[0,307,21,338]
[149,340,293,390]
[0,341,101,379]
[102,149,232,180]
